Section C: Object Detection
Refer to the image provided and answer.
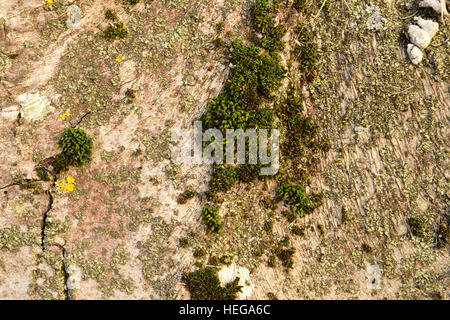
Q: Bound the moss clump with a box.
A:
[230,40,285,105]
[317,224,324,236]
[362,243,373,253]
[177,190,196,204]
[293,22,318,82]
[296,42,318,82]
[267,292,279,300]
[219,254,233,266]
[179,238,189,248]
[209,165,237,193]
[263,220,274,233]
[278,84,328,180]
[260,196,276,210]
[236,163,265,183]
[408,217,425,237]
[182,267,242,300]
[215,22,225,32]
[104,22,128,41]
[267,255,276,268]
[201,206,222,234]
[55,128,93,173]
[35,166,50,181]
[282,210,297,223]
[209,256,220,266]
[214,37,225,48]
[278,184,323,217]
[251,0,285,52]
[293,0,311,14]
[124,0,140,5]
[202,94,249,132]
[291,224,305,236]
[125,88,136,104]
[323,0,331,20]
[193,247,206,258]
[105,9,117,21]
[436,218,449,249]
[274,238,295,270]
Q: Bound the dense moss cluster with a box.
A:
[274,237,296,269]
[291,224,305,236]
[436,217,449,248]
[293,0,310,14]
[201,206,222,234]
[408,217,425,237]
[182,267,242,300]
[104,22,128,41]
[55,128,93,173]
[201,0,288,201]
[124,0,140,5]
[189,0,327,283]
[177,190,196,204]
[252,0,286,52]
[105,9,118,21]
[278,184,323,217]
[278,83,329,181]
[293,22,318,82]
[35,166,50,181]
[209,165,238,193]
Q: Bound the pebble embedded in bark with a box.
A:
[407,44,423,65]
[414,16,439,38]
[419,0,449,15]
[407,25,431,49]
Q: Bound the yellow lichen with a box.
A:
[59,109,71,121]
[56,176,75,192]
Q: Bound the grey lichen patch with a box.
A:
[138,216,178,298]
[0,226,40,251]
[101,276,135,298]
[41,16,68,41]
[43,216,72,243]
[32,149,46,163]
[141,129,172,163]
[29,248,67,300]
[100,150,116,162]
[82,257,108,283]
[423,22,449,81]
[0,50,12,72]
[308,3,421,140]
[50,31,120,128]
[92,166,142,192]
[115,200,160,231]
[29,267,66,300]
[110,245,129,272]
[191,189,275,270]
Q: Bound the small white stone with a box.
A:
[414,16,439,38]
[407,44,423,65]
[66,265,82,290]
[17,92,54,122]
[419,0,446,14]
[407,25,431,49]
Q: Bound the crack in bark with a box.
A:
[71,111,92,128]
[51,244,71,300]
[40,190,53,249]
[0,183,18,190]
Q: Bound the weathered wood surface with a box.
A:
[0,0,448,299]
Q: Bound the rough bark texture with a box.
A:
[0,0,448,299]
